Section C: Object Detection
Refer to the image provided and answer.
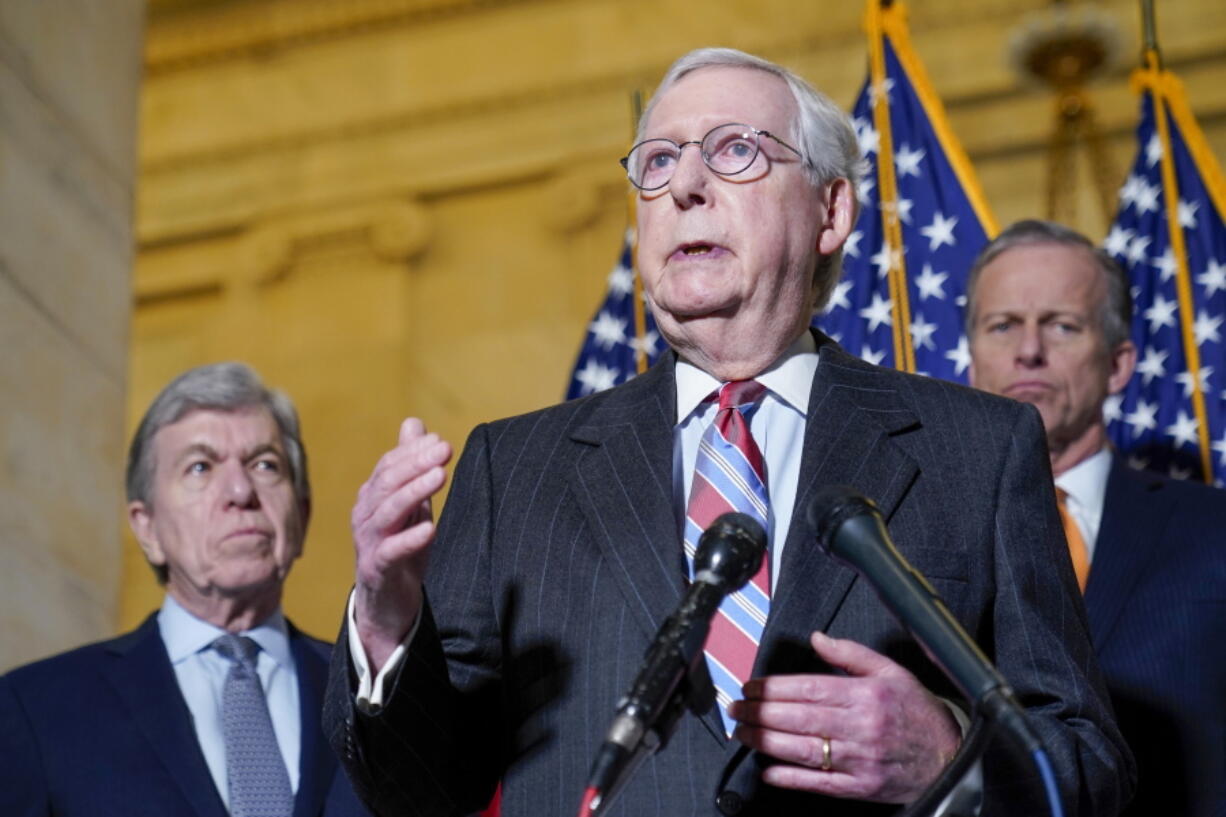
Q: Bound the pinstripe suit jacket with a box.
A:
[1088,457,1226,817]
[325,336,1133,817]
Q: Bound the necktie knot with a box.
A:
[717,379,767,412]
[214,634,260,672]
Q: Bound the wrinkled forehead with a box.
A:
[152,405,285,464]
[978,243,1107,313]
[642,65,797,141]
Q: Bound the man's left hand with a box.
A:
[728,631,962,804]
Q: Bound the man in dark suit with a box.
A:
[325,49,1133,816]
[0,362,370,817]
[967,218,1226,817]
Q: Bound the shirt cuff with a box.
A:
[930,697,983,816]
[346,589,419,713]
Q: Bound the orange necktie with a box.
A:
[1055,488,1090,593]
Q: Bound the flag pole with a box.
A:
[866,0,916,373]
[628,90,649,375]
[1136,0,1213,481]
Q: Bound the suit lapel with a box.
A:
[1083,457,1171,650]
[760,340,921,673]
[290,628,336,817]
[101,615,227,817]
[571,357,686,645]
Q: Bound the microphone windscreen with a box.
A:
[807,486,879,554]
[693,512,767,591]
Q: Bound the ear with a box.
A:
[1106,339,1138,394]
[128,500,166,568]
[816,177,856,256]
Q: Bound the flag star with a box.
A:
[945,335,971,377]
[825,279,854,312]
[914,264,949,301]
[1165,410,1199,449]
[1175,365,1214,398]
[859,292,894,332]
[828,330,843,344]
[910,313,938,350]
[574,360,619,395]
[629,330,660,359]
[1145,133,1164,167]
[919,212,958,252]
[1169,463,1193,481]
[844,230,864,258]
[1127,453,1151,470]
[894,143,926,178]
[606,264,634,296]
[860,344,887,366]
[1194,311,1223,346]
[896,197,914,225]
[1213,429,1226,467]
[1197,259,1226,297]
[1126,234,1152,266]
[588,311,627,350]
[857,176,877,206]
[1136,346,1169,384]
[1142,293,1178,333]
[1134,180,1161,215]
[869,77,896,106]
[1178,199,1199,229]
[857,122,880,158]
[1123,399,1159,436]
[1152,248,1178,282]
[1103,393,1123,423]
[1118,174,1144,209]
[1103,225,1134,257]
[870,245,901,278]
[955,294,967,308]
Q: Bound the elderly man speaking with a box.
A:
[325,49,1132,817]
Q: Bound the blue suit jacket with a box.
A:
[0,612,370,817]
[326,338,1133,817]
[1088,457,1226,817]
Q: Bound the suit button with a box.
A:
[716,791,743,815]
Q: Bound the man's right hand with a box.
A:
[351,417,452,672]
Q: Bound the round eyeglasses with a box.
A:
[619,123,805,191]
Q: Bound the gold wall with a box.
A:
[126,0,1226,640]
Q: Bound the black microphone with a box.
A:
[808,486,1042,755]
[579,512,767,817]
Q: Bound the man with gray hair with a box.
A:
[967,219,1226,817]
[0,362,370,817]
[326,50,1131,816]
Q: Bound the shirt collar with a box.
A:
[158,593,293,670]
[1053,445,1112,512]
[675,331,818,424]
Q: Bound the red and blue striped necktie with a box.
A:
[683,379,771,737]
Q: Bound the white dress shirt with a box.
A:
[673,332,817,586]
[159,595,301,807]
[1053,446,1112,562]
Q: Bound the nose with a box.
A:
[221,462,260,509]
[668,141,710,208]
[1015,322,1045,368]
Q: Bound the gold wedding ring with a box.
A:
[820,736,833,771]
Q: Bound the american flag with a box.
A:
[1103,57,1226,486]
[815,1,996,381]
[565,229,662,400]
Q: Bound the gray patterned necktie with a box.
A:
[212,634,294,817]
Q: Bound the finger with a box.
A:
[733,724,841,772]
[398,416,426,446]
[740,673,858,705]
[729,699,850,737]
[363,518,437,576]
[759,763,865,798]
[363,465,447,539]
[808,631,904,680]
[353,436,451,525]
